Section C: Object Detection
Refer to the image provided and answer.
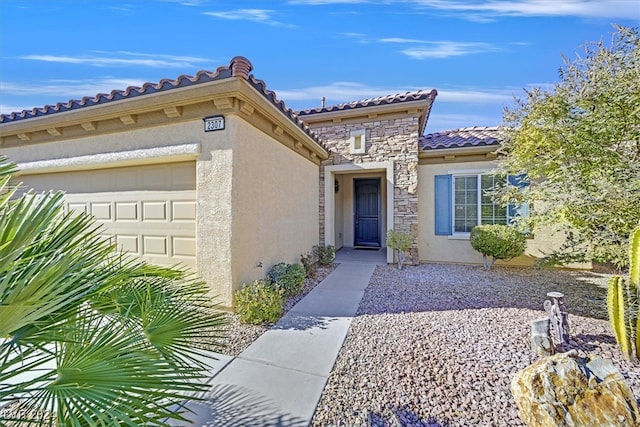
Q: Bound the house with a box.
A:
[0,57,554,308]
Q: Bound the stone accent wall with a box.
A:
[314,116,421,264]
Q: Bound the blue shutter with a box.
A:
[507,174,530,223]
[434,174,452,235]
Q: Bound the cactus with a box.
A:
[606,226,640,362]
[607,276,634,360]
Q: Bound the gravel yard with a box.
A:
[311,263,640,427]
[219,264,337,356]
[218,262,639,426]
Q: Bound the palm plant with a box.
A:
[0,157,226,426]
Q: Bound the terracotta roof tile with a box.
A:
[295,89,438,116]
[0,65,232,123]
[419,126,503,150]
[0,56,321,147]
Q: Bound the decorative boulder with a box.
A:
[511,350,640,427]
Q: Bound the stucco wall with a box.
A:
[418,161,562,266]
[3,119,238,307]
[231,116,319,297]
[2,121,201,167]
[197,121,235,307]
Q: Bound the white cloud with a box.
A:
[275,82,414,105]
[379,37,428,44]
[203,9,295,27]
[0,104,36,115]
[436,87,515,103]
[401,41,500,59]
[19,52,210,68]
[274,82,514,106]
[289,0,368,4]
[160,0,210,5]
[410,0,639,20]
[290,0,638,20]
[1,78,147,99]
[425,112,503,132]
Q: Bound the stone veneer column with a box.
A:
[315,117,420,265]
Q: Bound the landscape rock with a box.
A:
[511,350,640,427]
[530,318,555,357]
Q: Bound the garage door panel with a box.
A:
[68,202,88,214]
[172,201,196,221]
[117,235,140,254]
[143,236,167,256]
[21,163,196,269]
[143,202,167,221]
[91,203,112,220]
[173,237,196,257]
[116,202,138,221]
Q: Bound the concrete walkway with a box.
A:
[174,251,380,426]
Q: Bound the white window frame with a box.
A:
[349,129,366,154]
[449,169,507,238]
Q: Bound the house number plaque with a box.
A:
[203,115,225,132]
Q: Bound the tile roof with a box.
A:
[0,57,319,145]
[295,90,438,117]
[419,126,503,150]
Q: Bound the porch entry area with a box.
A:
[323,162,394,264]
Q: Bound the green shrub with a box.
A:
[470,224,526,270]
[314,245,335,267]
[266,262,306,297]
[235,279,284,324]
[386,229,414,269]
[300,251,317,279]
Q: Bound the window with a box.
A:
[453,174,506,233]
[349,129,366,154]
[435,172,527,236]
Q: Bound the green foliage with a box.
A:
[606,226,640,362]
[300,251,317,279]
[499,25,640,268]
[235,279,284,325]
[386,229,414,269]
[266,262,306,297]
[470,224,526,270]
[313,245,335,267]
[0,156,226,426]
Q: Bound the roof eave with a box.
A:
[298,98,435,128]
[419,144,501,158]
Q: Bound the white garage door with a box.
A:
[20,162,197,269]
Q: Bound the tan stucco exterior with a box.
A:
[231,117,319,298]
[418,159,571,267]
[0,64,328,309]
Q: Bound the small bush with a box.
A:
[314,245,335,267]
[470,224,526,270]
[300,251,317,279]
[235,279,284,324]
[266,262,306,297]
[386,229,414,269]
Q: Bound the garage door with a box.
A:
[20,162,196,269]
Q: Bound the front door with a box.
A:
[354,178,381,247]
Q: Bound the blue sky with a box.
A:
[1,1,638,133]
